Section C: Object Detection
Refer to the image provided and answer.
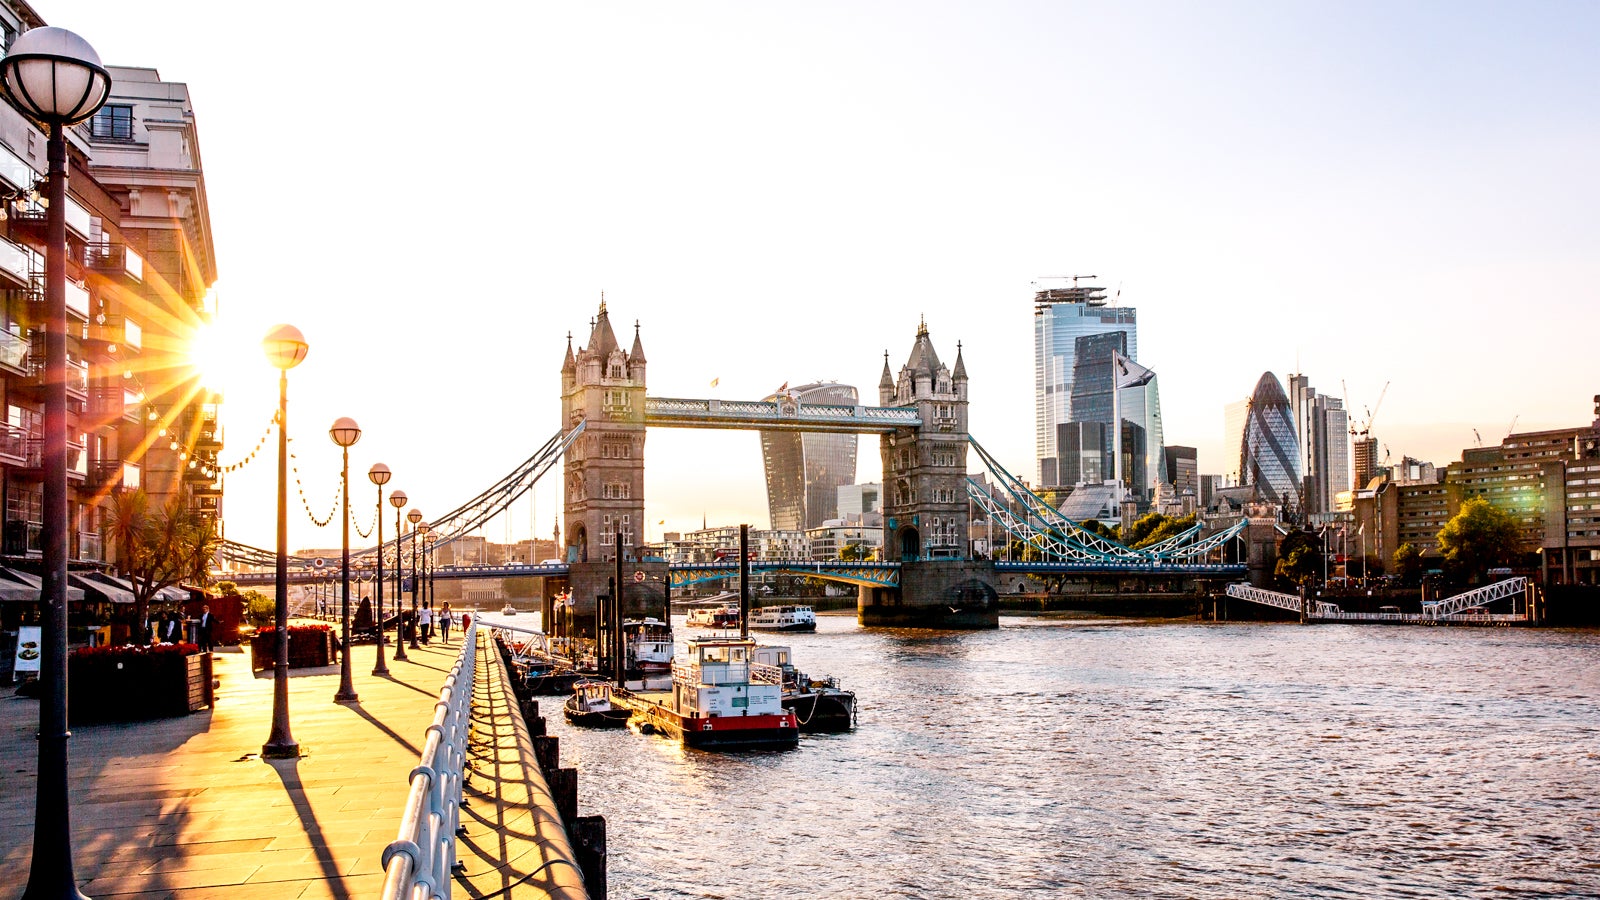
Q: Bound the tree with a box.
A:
[1129,512,1199,550]
[1274,529,1323,588]
[838,541,865,562]
[1437,498,1522,583]
[107,489,222,633]
[1392,542,1425,586]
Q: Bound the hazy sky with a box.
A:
[47,1,1600,552]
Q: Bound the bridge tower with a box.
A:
[864,319,998,628]
[556,300,665,635]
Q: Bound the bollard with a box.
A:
[548,768,579,826]
[532,734,560,775]
[570,815,608,900]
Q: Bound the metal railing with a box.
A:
[1224,582,1304,612]
[1424,577,1526,619]
[380,619,477,900]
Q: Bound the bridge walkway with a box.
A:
[0,629,584,898]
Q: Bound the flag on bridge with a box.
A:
[710,377,719,388]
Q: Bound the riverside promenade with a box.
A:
[0,629,587,899]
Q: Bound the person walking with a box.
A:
[418,603,433,645]
[439,603,453,643]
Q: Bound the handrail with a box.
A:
[380,619,478,900]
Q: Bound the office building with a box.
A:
[1046,329,1164,500]
[1165,446,1198,500]
[837,482,881,518]
[1286,374,1351,514]
[759,381,858,531]
[1034,282,1136,486]
[1242,372,1301,507]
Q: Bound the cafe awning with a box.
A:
[0,568,39,603]
[1,569,87,603]
[83,572,188,605]
[68,573,131,604]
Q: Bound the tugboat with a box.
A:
[749,604,816,632]
[751,644,856,732]
[685,605,739,629]
[563,681,633,728]
[617,635,799,751]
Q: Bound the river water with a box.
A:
[497,612,1600,899]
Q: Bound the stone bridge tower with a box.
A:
[556,300,663,635]
[864,319,998,628]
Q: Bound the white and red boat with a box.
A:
[617,634,799,751]
[685,605,739,629]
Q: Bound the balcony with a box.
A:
[0,236,31,289]
[0,425,29,463]
[88,385,144,423]
[77,531,103,563]
[67,442,87,480]
[0,330,28,372]
[195,415,221,450]
[25,337,89,400]
[89,460,140,491]
[0,142,34,194]
[3,519,43,556]
[83,243,143,284]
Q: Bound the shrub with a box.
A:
[69,643,206,723]
[250,624,336,670]
[243,590,275,629]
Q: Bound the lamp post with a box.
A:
[330,417,362,703]
[259,324,311,761]
[1,26,110,900]
[408,510,423,649]
[426,532,439,619]
[368,463,392,677]
[389,490,408,661]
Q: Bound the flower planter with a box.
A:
[250,625,337,672]
[68,644,213,724]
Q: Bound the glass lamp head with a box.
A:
[0,27,110,125]
[329,416,361,448]
[407,508,422,525]
[368,462,391,486]
[390,489,407,509]
[262,324,308,371]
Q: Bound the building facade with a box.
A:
[759,381,858,531]
[0,7,219,576]
[561,301,646,564]
[1242,372,1301,508]
[880,320,968,561]
[1285,374,1351,515]
[1034,283,1136,486]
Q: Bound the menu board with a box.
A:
[13,625,41,678]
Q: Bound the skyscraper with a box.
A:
[1048,331,1164,499]
[759,382,860,531]
[1243,372,1302,507]
[1034,283,1136,485]
[1286,374,1352,514]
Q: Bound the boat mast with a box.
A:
[739,524,750,640]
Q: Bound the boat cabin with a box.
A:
[673,637,784,718]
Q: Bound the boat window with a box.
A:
[731,647,745,662]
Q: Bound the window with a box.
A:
[91,105,133,141]
[603,482,630,499]
[601,442,631,459]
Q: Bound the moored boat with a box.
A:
[749,604,816,633]
[685,605,739,629]
[564,681,633,728]
[502,603,517,615]
[615,635,799,751]
[623,617,673,673]
[751,644,856,733]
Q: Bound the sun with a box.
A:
[184,319,253,396]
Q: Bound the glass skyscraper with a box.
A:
[760,382,859,531]
[1058,330,1165,498]
[1243,372,1302,507]
[1034,285,1137,486]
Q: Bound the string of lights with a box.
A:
[287,444,340,527]
[215,415,276,475]
[352,502,376,539]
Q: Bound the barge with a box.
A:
[618,634,799,751]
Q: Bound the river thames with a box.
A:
[511,613,1599,899]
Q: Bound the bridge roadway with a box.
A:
[225,558,1248,589]
[0,631,586,899]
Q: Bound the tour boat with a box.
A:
[623,617,674,673]
[749,604,817,633]
[616,635,799,751]
[751,644,856,733]
[501,604,517,616]
[563,682,633,728]
[685,605,739,629]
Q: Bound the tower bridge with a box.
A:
[217,301,1246,629]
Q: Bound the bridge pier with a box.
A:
[858,559,999,629]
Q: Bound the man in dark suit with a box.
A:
[196,604,214,652]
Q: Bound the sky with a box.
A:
[42,0,1600,553]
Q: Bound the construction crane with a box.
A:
[1506,415,1520,438]
[1034,275,1100,286]
[1350,380,1391,439]
[1473,428,1483,448]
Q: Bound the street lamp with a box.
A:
[368,463,392,677]
[426,531,439,620]
[407,509,423,649]
[330,417,362,703]
[1,26,110,900]
[389,490,408,662]
[258,324,311,760]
